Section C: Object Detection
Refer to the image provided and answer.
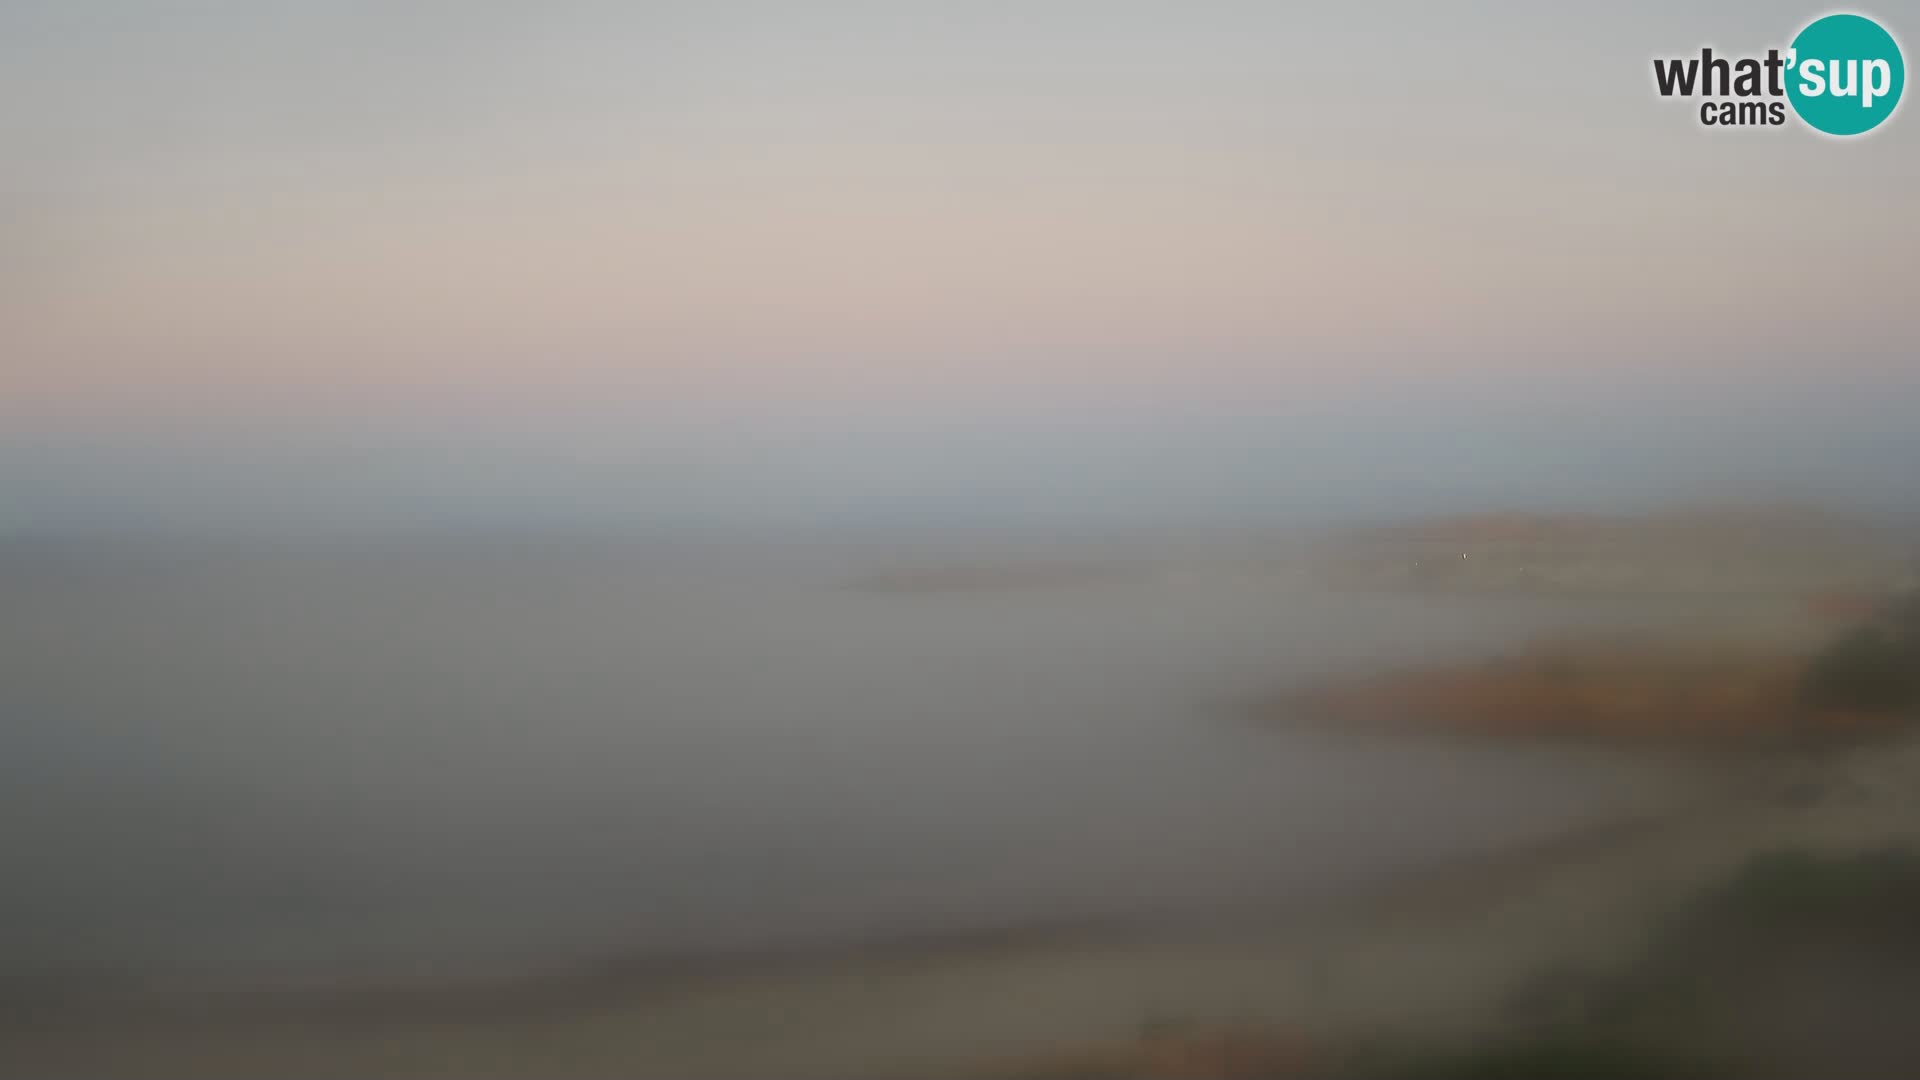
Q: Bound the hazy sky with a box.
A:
[3,2,1917,529]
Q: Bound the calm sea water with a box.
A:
[0,540,1693,989]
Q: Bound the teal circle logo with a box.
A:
[1786,13,1905,136]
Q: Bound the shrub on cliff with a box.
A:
[1799,593,1920,714]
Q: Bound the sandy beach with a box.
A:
[5,726,1914,1079]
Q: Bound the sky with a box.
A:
[3,2,1917,531]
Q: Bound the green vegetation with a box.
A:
[1360,847,1920,1080]
[1674,847,1920,933]
[1799,593,1920,714]
[1364,1033,1721,1080]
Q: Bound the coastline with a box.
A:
[13,733,1916,1080]
[4,517,1909,1078]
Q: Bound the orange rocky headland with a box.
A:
[1270,640,1906,744]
